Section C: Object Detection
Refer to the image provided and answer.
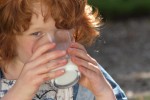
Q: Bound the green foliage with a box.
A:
[88,0,150,19]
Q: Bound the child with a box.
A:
[0,0,127,100]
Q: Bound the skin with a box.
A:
[1,4,116,100]
[68,43,116,99]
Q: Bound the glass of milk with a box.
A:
[47,29,80,89]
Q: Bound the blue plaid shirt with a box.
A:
[0,64,127,100]
[74,64,128,100]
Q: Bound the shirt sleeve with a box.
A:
[98,64,128,100]
[76,64,128,100]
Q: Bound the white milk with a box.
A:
[54,59,80,86]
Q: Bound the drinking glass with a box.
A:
[47,30,80,89]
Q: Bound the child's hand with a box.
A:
[68,42,116,99]
[8,43,67,100]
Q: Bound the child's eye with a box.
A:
[31,32,44,37]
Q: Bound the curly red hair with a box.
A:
[0,0,101,66]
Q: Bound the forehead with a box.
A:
[25,3,56,31]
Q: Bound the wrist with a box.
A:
[95,89,116,100]
[2,85,32,100]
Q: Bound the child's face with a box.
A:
[15,4,57,64]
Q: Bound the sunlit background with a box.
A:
[87,0,150,100]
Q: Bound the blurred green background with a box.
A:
[87,0,150,100]
[88,0,150,19]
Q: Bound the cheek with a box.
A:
[22,42,34,56]
[16,38,35,62]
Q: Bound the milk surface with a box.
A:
[54,59,80,86]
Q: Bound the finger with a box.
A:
[72,56,99,73]
[33,59,67,75]
[78,65,98,81]
[41,69,65,81]
[27,50,66,69]
[30,43,56,60]
[69,42,87,52]
[68,48,97,65]
[79,65,107,85]
[34,69,65,84]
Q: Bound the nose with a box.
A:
[32,32,54,53]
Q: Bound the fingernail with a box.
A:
[60,69,65,73]
[62,51,66,54]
